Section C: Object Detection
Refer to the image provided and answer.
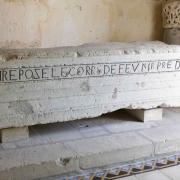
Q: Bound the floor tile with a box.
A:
[135,170,170,180]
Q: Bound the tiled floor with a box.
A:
[2,108,180,179]
[43,165,180,180]
[2,108,177,151]
[119,165,180,180]
[0,109,157,151]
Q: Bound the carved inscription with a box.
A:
[1,59,180,83]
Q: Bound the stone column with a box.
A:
[162,0,180,44]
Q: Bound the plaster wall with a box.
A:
[0,0,163,48]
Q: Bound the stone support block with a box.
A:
[0,127,29,143]
[126,108,163,122]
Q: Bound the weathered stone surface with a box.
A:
[138,123,180,154]
[0,127,29,143]
[162,0,180,29]
[164,29,180,45]
[126,108,163,122]
[0,42,180,129]
[0,143,78,180]
[162,0,180,45]
[65,132,153,169]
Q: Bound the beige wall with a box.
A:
[0,0,163,49]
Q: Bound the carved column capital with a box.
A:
[162,0,180,28]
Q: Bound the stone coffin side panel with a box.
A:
[0,42,180,129]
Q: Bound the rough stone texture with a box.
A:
[0,127,29,143]
[126,108,163,122]
[163,0,180,45]
[0,42,180,129]
[162,0,180,29]
[0,143,78,180]
[65,132,153,169]
[0,0,163,49]
[138,123,180,154]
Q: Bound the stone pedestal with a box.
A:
[126,108,163,122]
[162,0,180,44]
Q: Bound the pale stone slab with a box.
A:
[0,143,78,179]
[161,165,180,180]
[0,42,180,129]
[139,124,180,142]
[0,127,29,143]
[32,123,83,143]
[135,170,170,180]
[118,176,138,180]
[126,108,163,122]
[65,132,153,169]
[80,126,108,138]
[138,124,180,154]
[0,132,153,179]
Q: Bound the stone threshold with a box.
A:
[1,108,180,179]
[44,152,180,180]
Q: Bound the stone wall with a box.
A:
[0,0,163,49]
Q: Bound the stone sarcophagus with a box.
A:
[0,41,180,130]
